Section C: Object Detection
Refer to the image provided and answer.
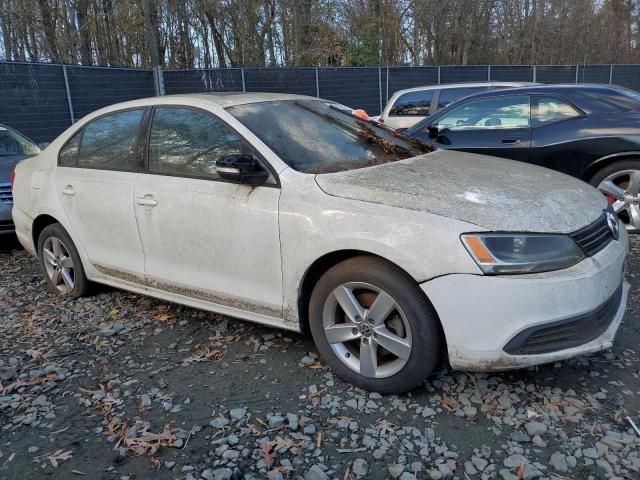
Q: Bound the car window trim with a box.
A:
[143,104,280,188]
[531,94,586,128]
[58,106,146,172]
[436,94,533,133]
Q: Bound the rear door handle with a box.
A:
[501,137,522,144]
[136,195,158,207]
[61,186,75,196]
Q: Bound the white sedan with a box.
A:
[12,93,629,393]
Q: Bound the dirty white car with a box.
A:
[12,93,629,393]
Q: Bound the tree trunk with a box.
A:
[142,0,162,67]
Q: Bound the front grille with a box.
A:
[0,183,12,203]
[570,212,613,257]
[504,284,623,355]
[0,219,14,232]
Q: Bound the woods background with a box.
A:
[0,0,639,69]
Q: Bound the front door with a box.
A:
[430,94,532,162]
[133,106,283,318]
[54,108,146,275]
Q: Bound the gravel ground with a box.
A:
[1,235,639,480]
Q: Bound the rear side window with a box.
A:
[437,87,487,109]
[534,96,581,126]
[77,109,143,171]
[148,107,253,179]
[390,90,434,116]
[58,131,82,167]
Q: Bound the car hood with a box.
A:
[0,155,29,180]
[314,150,606,233]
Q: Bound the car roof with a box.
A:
[448,83,635,100]
[391,82,537,97]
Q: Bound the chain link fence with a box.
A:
[1,61,639,142]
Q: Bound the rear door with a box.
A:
[54,109,146,275]
[428,94,532,162]
[133,106,283,318]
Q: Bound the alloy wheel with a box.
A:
[42,236,75,294]
[322,282,412,379]
[598,169,640,233]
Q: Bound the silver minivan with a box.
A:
[379,82,535,130]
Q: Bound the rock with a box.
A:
[165,461,176,469]
[27,446,39,453]
[399,473,417,480]
[388,464,405,478]
[300,356,315,366]
[504,454,529,468]
[464,462,478,475]
[472,456,489,472]
[229,408,246,421]
[510,431,531,443]
[286,413,299,431]
[463,406,477,417]
[422,407,436,418]
[209,417,230,428]
[305,465,329,480]
[346,399,358,409]
[525,422,547,436]
[267,472,284,480]
[268,415,285,428]
[499,469,519,480]
[352,458,368,477]
[583,447,599,459]
[212,468,233,480]
[550,453,568,473]
[303,424,316,435]
[201,470,214,480]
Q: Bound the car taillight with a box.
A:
[10,169,15,191]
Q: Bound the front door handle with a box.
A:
[136,195,158,207]
[502,137,522,144]
[61,186,75,196]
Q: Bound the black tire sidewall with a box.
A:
[309,256,443,394]
[589,159,640,188]
[37,224,89,298]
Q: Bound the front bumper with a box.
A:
[421,231,629,371]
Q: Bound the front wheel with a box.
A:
[591,160,640,233]
[308,256,443,393]
[37,223,90,297]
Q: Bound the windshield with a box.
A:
[227,100,433,173]
[0,126,40,157]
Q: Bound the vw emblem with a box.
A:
[605,209,620,241]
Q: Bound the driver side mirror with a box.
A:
[427,124,439,139]
[216,153,269,186]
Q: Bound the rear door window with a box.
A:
[437,87,487,110]
[77,109,144,171]
[389,90,434,116]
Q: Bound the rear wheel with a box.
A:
[308,256,443,393]
[591,160,640,233]
[37,223,90,297]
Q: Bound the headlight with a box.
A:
[461,233,585,274]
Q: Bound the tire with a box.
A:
[37,223,90,297]
[308,255,443,394]
[589,159,640,233]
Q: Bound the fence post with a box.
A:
[62,65,75,124]
[487,65,491,81]
[378,66,383,114]
[152,66,165,96]
[241,68,246,92]
[386,65,389,103]
[532,65,537,83]
[437,65,441,84]
[315,68,320,97]
[575,65,579,83]
[609,64,614,84]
